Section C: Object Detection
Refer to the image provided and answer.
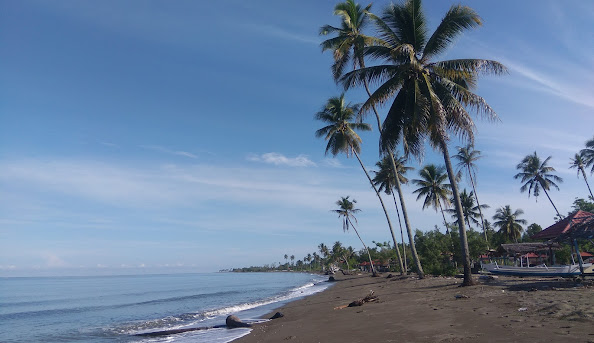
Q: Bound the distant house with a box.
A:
[358,260,391,273]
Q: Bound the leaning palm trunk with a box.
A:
[438,202,455,257]
[351,147,405,274]
[359,57,423,278]
[441,141,474,286]
[542,187,562,218]
[346,217,376,275]
[467,166,487,243]
[391,192,407,272]
[580,167,594,199]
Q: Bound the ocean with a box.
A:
[0,272,330,343]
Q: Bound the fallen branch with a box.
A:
[334,290,378,310]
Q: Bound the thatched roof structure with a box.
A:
[498,242,561,255]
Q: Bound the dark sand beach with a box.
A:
[235,273,593,343]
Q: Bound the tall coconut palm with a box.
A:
[332,196,376,275]
[453,144,488,241]
[315,94,404,274]
[514,152,563,217]
[445,189,489,229]
[321,0,424,278]
[412,164,452,233]
[570,153,594,199]
[341,0,507,286]
[492,205,527,243]
[372,153,412,271]
[581,136,594,175]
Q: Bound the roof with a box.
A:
[498,242,561,254]
[532,210,594,240]
[581,251,593,257]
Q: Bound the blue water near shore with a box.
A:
[0,272,330,343]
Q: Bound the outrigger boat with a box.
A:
[481,261,591,277]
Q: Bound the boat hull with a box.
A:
[481,263,591,277]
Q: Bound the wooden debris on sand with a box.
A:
[334,290,378,310]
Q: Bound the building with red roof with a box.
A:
[531,210,594,240]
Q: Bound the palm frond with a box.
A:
[319,24,343,37]
[422,5,482,61]
[433,59,508,77]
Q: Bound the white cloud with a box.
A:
[247,152,316,167]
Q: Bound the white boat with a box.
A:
[481,261,592,277]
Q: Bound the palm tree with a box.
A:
[333,196,376,275]
[570,153,594,199]
[412,164,452,233]
[341,0,507,286]
[492,205,527,243]
[581,136,594,175]
[453,144,488,241]
[514,152,563,217]
[446,189,489,229]
[283,254,288,267]
[290,255,295,266]
[315,94,405,274]
[320,0,423,278]
[372,153,412,272]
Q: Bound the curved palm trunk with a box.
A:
[440,140,474,286]
[391,192,407,272]
[346,217,376,275]
[438,202,455,262]
[393,168,425,278]
[359,57,423,278]
[580,167,594,199]
[438,202,450,236]
[542,187,562,218]
[351,148,405,274]
[467,167,487,243]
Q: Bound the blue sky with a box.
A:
[1,0,593,276]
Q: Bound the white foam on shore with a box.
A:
[125,274,331,341]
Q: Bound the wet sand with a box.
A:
[235,273,594,343]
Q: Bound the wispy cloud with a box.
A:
[501,59,594,109]
[242,23,320,45]
[247,152,316,167]
[140,145,198,159]
[322,158,344,168]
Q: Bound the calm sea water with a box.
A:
[0,272,330,343]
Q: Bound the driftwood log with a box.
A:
[334,290,379,310]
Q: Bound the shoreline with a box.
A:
[233,273,593,343]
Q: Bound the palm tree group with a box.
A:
[315,94,405,273]
[320,0,419,277]
[319,0,506,286]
